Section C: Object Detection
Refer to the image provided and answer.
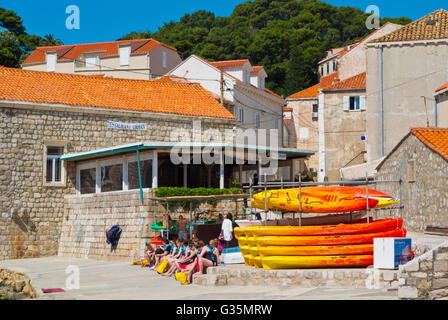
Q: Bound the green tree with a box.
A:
[40,34,63,46]
[121,0,411,96]
[0,30,22,67]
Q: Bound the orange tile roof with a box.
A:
[209,59,249,68]
[23,39,176,65]
[251,66,264,73]
[287,72,340,99]
[371,9,448,43]
[411,127,448,161]
[0,67,236,120]
[326,72,366,90]
[287,83,320,99]
[436,82,448,93]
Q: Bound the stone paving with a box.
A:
[0,257,398,300]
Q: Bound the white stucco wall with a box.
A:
[366,41,448,162]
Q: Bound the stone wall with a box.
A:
[59,189,244,261]
[0,103,235,261]
[194,265,399,289]
[398,241,448,300]
[376,134,448,232]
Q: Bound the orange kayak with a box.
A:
[248,218,403,237]
[251,186,398,213]
[256,228,407,246]
[261,255,374,269]
[258,244,373,257]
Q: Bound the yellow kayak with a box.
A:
[258,244,373,257]
[251,187,398,213]
[261,255,374,270]
[237,236,248,246]
[254,256,263,268]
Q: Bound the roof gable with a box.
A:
[23,39,176,65]
[376,127,448,170]
[370,9,448,43]
[0,66,235,120]
[324,72,366,91]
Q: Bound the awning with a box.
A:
[61,141,314,162]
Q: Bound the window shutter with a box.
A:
[119,46,130,66]
[343,96,350,111]
[46,54,56,72]
[360,96,366,110]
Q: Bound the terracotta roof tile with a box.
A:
[371,9,448,43]
[209,59,249,68]
[411,127,448,161]
[23,39,175,65]
[436,81,448,92]
[287,83,320,99]
[287,72,340,99]
[0,67,235,120]
[251,66,264,73]
[326,72,366,90]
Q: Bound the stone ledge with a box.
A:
[0,268,37,299]
[194,265,398,289]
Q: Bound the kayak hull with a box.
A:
[256,228,407,246]
[258,244,373,257]
[261,255,374,270]
[248,218,403,237]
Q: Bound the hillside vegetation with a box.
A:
[120,0,410,96]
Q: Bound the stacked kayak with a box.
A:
[234,218,406,269]
[251,186,399,213]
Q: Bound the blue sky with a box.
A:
[1,0,446,44]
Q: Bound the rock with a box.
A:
[434,260,448,272]
[429,288,448,300]
[433,278,448,290]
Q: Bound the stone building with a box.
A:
[366,9,448,163]
[435,82,448,127]
[375,127,448,232]
[0,67,312,261]
[22,39,182,80]
[287,23,402,181]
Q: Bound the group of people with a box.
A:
[141,213,234,285]
[143,238,220,284]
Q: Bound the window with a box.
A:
[128,160,152,189]
[243,70,250,84]
[312,104,318,113]
[76,152,154,195]
[343,96,366,112]
[101,163,123,192]
[85,55,99,67]
[254,113,260,128]
[326,63,329,74]
[235,106,244,122]
[407,159,415,183]
[162,51,167,68]
[46,53,56,72]
[119,46,130,66]
[333,60,337,71]
[320,66,324,76]
[80,168,96,194]
[46,146,63,182]
[272,118,278,129]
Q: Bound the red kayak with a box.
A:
[256,228,407,246]
[248,218,403,237]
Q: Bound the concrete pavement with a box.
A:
[0,257,398,300]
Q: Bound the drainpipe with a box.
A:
[379,45,384,157]
[435,97,439,127]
